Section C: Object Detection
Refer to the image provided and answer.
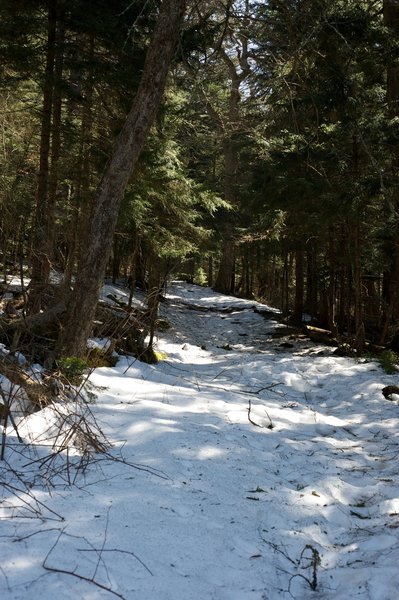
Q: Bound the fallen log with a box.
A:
[304,325,339,346]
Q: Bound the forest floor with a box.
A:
[1,281,399,599]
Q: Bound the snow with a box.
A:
[1,282,399,599]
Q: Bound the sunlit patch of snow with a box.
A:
[87,337,112,351]
[196,445,225,460]
[1,280,399,600]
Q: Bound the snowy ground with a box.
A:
[1,281,399,599]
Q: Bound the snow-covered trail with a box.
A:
[1,282,399,599]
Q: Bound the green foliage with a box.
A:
[57,350,118,382]
[193,266,207,286]
[378,350,399,375]
[119,98,228,264]
[57,356,88,381]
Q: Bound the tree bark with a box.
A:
[29,0,57,310]
[305,245,317,321]
[353,216,364,348]
[213,84,240,294]
[63,34,94,289]
[47,21,65,272]
[381,0,399,344]
[207,255,213,288]
[215,240,235,295]
[293,247,304,322]
[212,10,251,294]
[58,0,186,357]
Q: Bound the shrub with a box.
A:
[193,266,207,286]
[379,350,399,374]
[57,356,88,381]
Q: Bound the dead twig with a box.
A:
[93,505,111,581]
[260,533,321,594]
[42,530,128,600]
[299,544,321,591]
[0,477,64,522]
[248,399,261,427]
[248,399,274,429]
[78,548,153,577]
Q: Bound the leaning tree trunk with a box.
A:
[58,0,186,358]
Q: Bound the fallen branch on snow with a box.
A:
[247,399,274,429]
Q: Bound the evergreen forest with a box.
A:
[1,0,399,366]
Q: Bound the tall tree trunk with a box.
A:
[63,34,94,289]
[58,0,186,358]
[112,236,122,283]
[214,137,238,294]
[305,245,317,321]
[215,241,235,294]
[128,229,139,308]
[214,16,251,294]
[353,216,363,347]
[282,251,290,316]
[327,229,338,335]
[244,248,251,297]
[293,247,304,322]
[381,0,399,344]
[47,21,65,272]
[207,255,213,287]
[351,131,365,349]
[29,0,57,310]
[337,260,348,333]
[146,257,161,351]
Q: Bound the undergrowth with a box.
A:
[378,350,399,374]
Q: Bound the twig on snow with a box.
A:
[248,399,261,427]
[78,548,153,576]
[42,529,128,600]
[259,534,297,566]
[93,504,111,582]
[12,528,63,543]
[259,533,322,594]
[0,563,11,591]
[248,399,274,429]
[0,475,64,522]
